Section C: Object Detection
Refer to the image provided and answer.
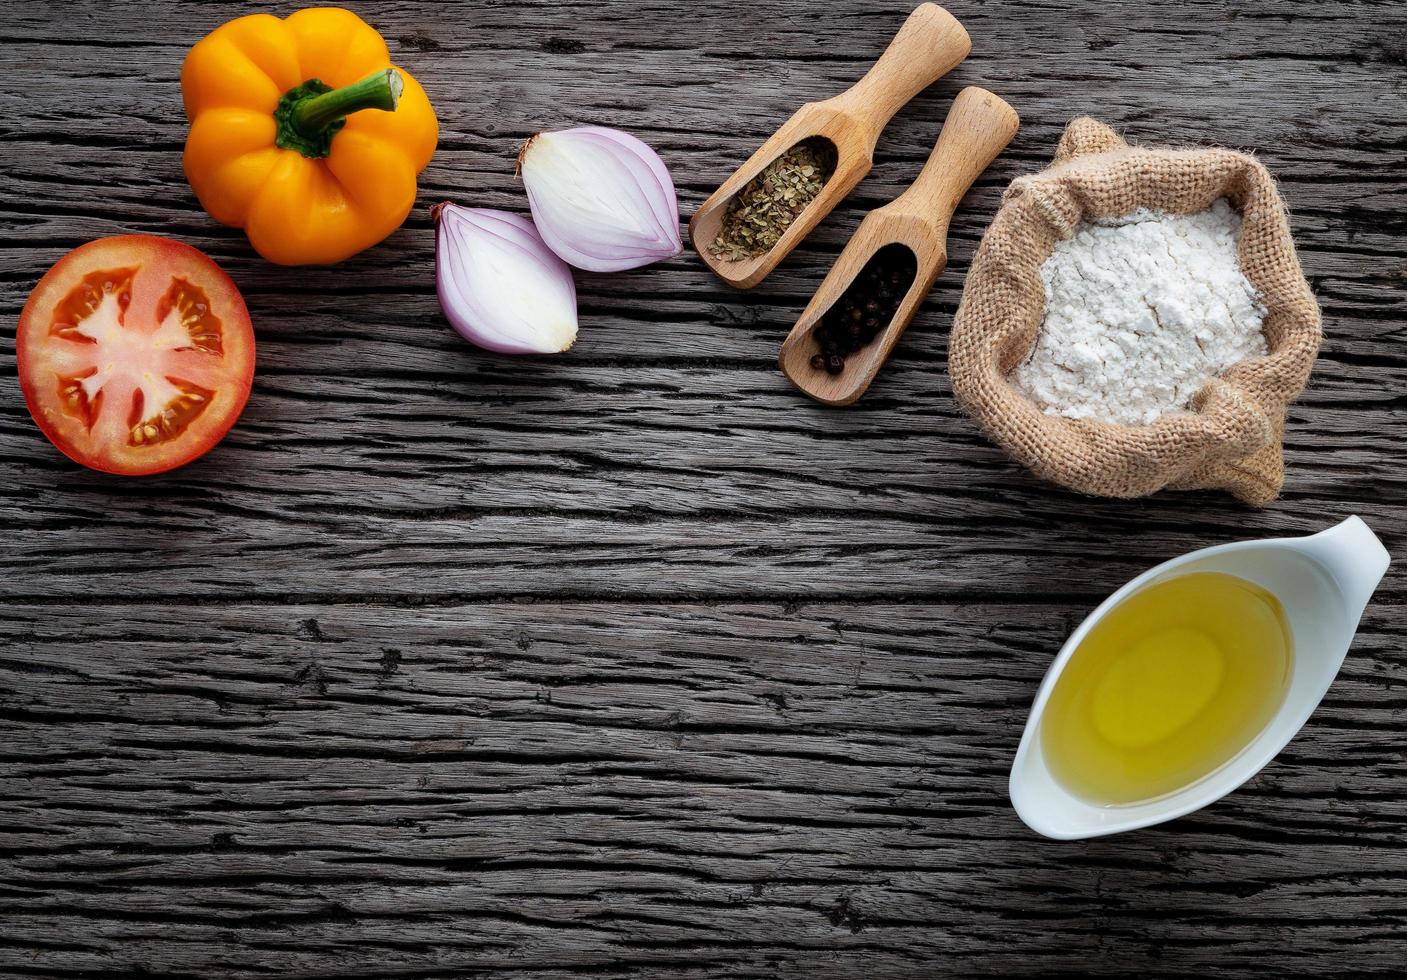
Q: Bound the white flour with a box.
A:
[1011,199,1267,426]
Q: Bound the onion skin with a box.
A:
[519,126,683,273]
[433,203,579,355]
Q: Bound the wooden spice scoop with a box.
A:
[689,3,971,289]
[779,87,1019,406]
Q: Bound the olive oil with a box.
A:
[1041,571,1292,806]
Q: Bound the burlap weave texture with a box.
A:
[949,118,1321,506]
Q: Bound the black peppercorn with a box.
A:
[808,244,918,376]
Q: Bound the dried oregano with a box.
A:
[708,138,837,261]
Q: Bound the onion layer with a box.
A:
[433,203,578,354]
[519,126,683,273]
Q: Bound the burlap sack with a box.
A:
[949,117,1321,506]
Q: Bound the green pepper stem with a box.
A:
[290,68,403,136]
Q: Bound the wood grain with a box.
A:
[779,86,1019,405]
[2,0,1405,976]
[689,2,971,288]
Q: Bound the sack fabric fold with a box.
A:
[949,117,1321,506]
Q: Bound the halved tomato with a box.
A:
[17,235,255,475]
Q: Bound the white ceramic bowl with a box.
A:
[1010,516,1390,840]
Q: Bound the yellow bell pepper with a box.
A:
[181,8,438,266]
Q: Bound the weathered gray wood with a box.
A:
[4,602,1406,978]
[1,0,1405,976]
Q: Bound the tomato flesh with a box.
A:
[18,236,255,475]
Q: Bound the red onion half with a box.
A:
[433,203,579,354]
[519,126,683,273]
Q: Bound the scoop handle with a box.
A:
[888,87,1020,238]
[828,4,972,146]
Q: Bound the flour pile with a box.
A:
[1012,199,1267,426]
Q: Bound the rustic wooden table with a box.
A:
[3,1,1405,976]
